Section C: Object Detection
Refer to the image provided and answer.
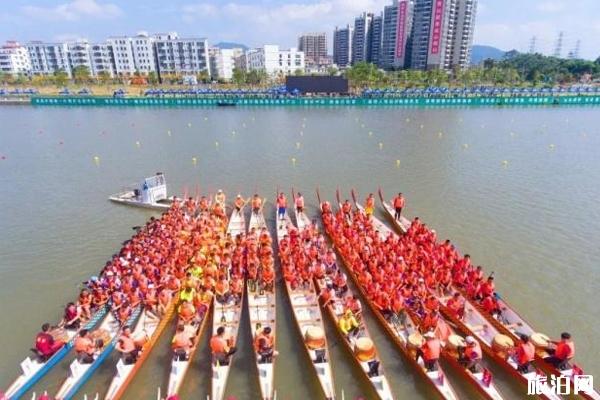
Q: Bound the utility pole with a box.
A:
[528,36,537,54]
[553,31,564,58]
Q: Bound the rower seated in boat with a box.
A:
[177,301,197,325]
[319,284,335,307]
[544,332,575,370]
[230,275,244,303]
[458,336,483,372]
[512,334,535,373]
[215,276,231,304]
[74,329,97,364]
[254,326,275,363]
[332,270,348,295]
[210,326,237,366]
[116,326,139,365]
[416,332,441,372]
[446,292,465,320]
[339,310,360,338]
[344,295,362,318]
[78,289,93,320]
[260,264,275,292]
[171,324,194,361]
[34,323,66,360]
[62,302,82,330]
[179,286,196,303]
[481,294,502,318]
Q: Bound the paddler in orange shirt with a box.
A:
[392,192,405,221]
[545,332,575,370]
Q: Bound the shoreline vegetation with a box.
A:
[1,52,599,98]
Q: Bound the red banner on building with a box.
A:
[430,0,445,54]
[395,1,408,58]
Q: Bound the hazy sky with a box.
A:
[1,0,598,59]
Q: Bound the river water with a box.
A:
[0,105,599,399]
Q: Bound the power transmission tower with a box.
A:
[553,31,564,58]
[528,36,537,53]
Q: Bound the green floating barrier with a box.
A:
[30,95,600,107]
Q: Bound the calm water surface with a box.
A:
[0,105,599,399]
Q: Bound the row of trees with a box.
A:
[3,51,599,89]
[344,52,600,89]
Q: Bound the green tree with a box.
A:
[294,68,304,76]
[147,71,159,85]
[97,71,111,85]
[197,70,210,83]
[232,67,246,86]
[327,66,338,76]
[72,66,91,84]
[53,70,69,86]
[246,69,267,85]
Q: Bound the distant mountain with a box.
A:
[214,42,248,50]
[471,45,505,65]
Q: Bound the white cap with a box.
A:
[218,189,223,193]
[424,331,435,339]
[465,336,476,344]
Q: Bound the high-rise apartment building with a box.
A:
[107,36,136,75]
[131,32,158,74]
[67,41,93,73]
[246,45,305,76]
[410,0,476,70]
[90,43,115,77]
[368,13,383,66]
[154,32,210,77]
[0,41,31,75]
[209,47,243,80]
[352,12,373,64]
[298,33,327,66]
[333,25,353,67]
[381,0,414,69]
[26,42,71,76]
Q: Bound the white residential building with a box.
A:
[131,32,157,74]
[154,32,210,76]
[26,41,70,76]
[0,41,31,75]
[67,41,93,74]
[107,36,136,75]
[246,45,305,76]
[90,43,115,77]
[209,47,243,80]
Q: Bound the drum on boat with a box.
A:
[530,332,550,348]
[90,328,112,347]
[492,334,514,358]
[354,337,376,361]
[305,326,326,350]
[408,332,425,349]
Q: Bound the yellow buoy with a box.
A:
[361,123,365,128]
[368,131,373,137]
[167,130,172,136]
[405,117,410,122]
[93,156,100,165]
[502,160,509,167]
[296,142,301,149]
[396,159,401,168]
[215,141,219,148]
[232,130,236,135]
[291,157,297,166]
[135,141,141,148]
[192,157,197,165]
[438,132,443,138]
[463,143,469,149]
[379,142,383,150]
[549,144,555,150]
[420,124,424,129]
[188,122,192,127]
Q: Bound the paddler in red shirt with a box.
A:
[35,323,65,359]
